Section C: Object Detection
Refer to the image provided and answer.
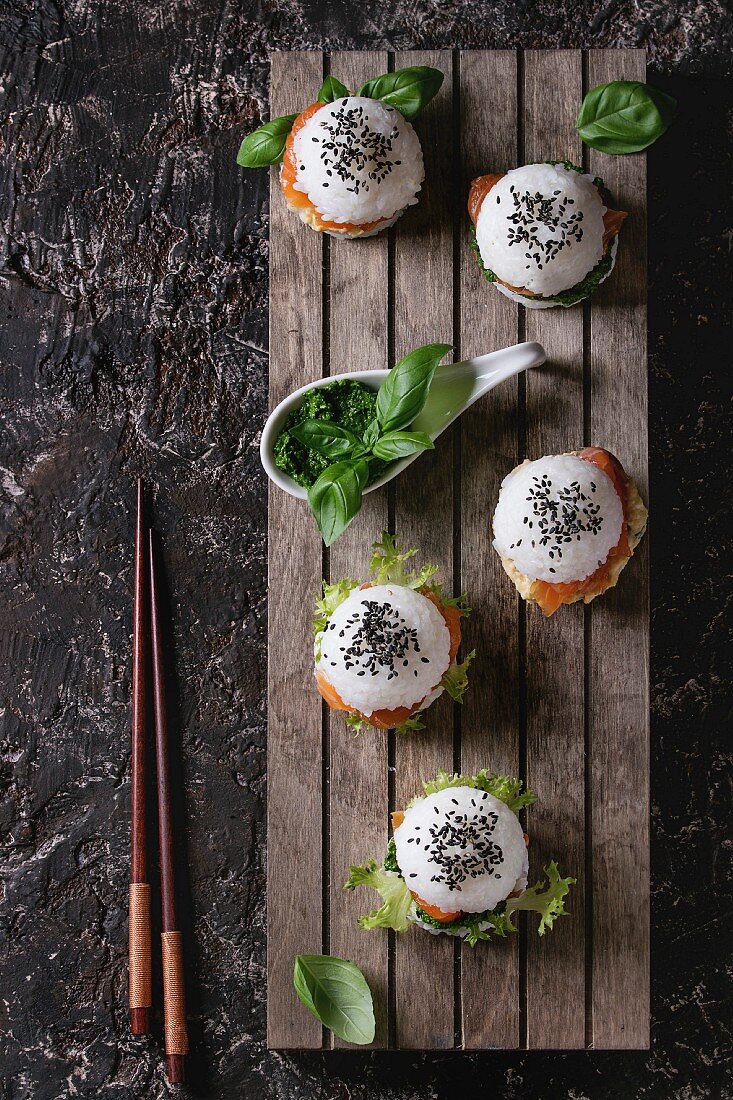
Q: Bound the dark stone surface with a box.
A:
[1,3,731,1098]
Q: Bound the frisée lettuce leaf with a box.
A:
[313,577,359,658]
[429,587,471,615]
[345,860,414,933]
[394,714,426,735]
[344,713,366,734]
[416,768,537,813]
[440,650,475,703]
[369,533,469,614]
[369,531,438,590]
[349,838,573,944]
[506,861,575,934]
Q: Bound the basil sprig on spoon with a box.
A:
[289,343,451,546]
[576,80,676,155]
[237,65,444,168]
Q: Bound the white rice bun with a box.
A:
[495,453,648,608]
[492,454,624,584]
[476,163,606,296]
[395,786,529,913]
[316,584,452,717]
[290,97,424,229]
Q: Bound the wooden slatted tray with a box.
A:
[267,49,649,1050]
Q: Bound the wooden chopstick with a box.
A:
[129,479,152,1035]
[149,531,189,1084]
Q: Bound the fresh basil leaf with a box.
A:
[237,113,298,167]
[371,430,434,461]
[288,419,359,459]
[576,80,676,155]
[318,75,350,103]
[293,954,375,1045]
[308,459,368,546]
[363,418,381,448]
[376,343,451,434]
[357,65,444,121]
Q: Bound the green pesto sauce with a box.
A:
[273,379,389,489]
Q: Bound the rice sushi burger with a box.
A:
[492,447,648,617]
[237,67,444,239]
[468,162,627,308]
[314,533,473,734]
[346,769,574,945]
[280,97,424,238]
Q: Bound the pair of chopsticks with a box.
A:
[129,479,188,1084]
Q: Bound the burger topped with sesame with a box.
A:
[238,66,444,239]
[314,533,473,734]
[468,162,627,308]
[346,769,574,945]
[281,96,425,238]
[492,447,648,616]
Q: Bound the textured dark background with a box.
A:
[1,2,732,1098]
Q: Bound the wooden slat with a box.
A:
[522,50,587,1050]
[326,50,390,1050]
[392,49,455,1050]
[267,50,325,1050]
[458,49,521,1050]
[588,47,649,1050]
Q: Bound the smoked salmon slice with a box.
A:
[412,895,461,923]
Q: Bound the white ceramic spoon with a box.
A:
[260,340,546,500]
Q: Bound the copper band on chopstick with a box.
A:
[161,931,189,1054]
[128,882,152,1008]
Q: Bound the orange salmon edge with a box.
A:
[412,894,462,922]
